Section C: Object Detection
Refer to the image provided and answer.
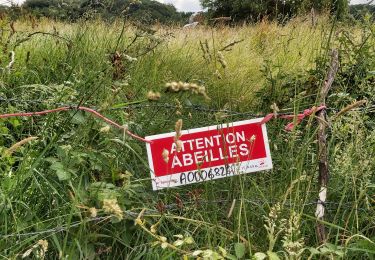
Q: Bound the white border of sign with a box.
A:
[146,118,272,190]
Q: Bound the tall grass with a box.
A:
[0,15,374,259]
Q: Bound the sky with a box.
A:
[0,0,373,12]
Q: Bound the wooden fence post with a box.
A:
[315,49,339,244]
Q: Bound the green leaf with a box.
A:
[267,251,280,260]
[50,162,71,181]
[184,236,194,245]
[225,254,237,260]
[69,111,86,125]
[234,243,246,258]
[253,252,267,260]
[308,247,320,255]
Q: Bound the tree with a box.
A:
[200,0,350,22]
[333,0,349,20]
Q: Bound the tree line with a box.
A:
[0,0,374,24]
[200,0,363,22]
[3,0,191,24]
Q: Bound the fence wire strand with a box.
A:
[0,97,373,120]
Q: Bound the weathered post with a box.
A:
[315,49,339,243]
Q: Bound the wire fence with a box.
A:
[0,97,374,118]
[0,97,373,240]
[0,197,372,240]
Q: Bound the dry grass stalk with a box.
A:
[6,51,15,72]
[270,103,280,118]
[227,199,236,218]
[5,136,38,155]
[217,51,227,69]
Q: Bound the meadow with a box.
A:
[0,15,374,259]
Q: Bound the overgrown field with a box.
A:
[0,16,374,259]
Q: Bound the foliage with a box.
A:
[350,4,375,21]
[0,14,374,259]
[200,0,351,22]
[21,0,190,24]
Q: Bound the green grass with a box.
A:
[0,15,374,259]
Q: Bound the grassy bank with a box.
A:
[0,16,374,259]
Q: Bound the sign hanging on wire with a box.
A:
[145,119,273,190]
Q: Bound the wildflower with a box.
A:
[173,240,184,247]
[184,237,194,244]
[100,125,111,133]
[103,199,123,221]
[150,223,159,234]
[147,91,161,101]
[89,207,97,218]
[161,242,168,249]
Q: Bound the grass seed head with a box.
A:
[175,119,183,140]
[165,81,210,100]
[175,140,183,152]
[5,136,38,155]
[147,90,161,101]
[162,149,169,163]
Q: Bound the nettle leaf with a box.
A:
[234,243,246,258]
[50,161,71,181]
[9,117,20,128]
[69,111,86,125]
[267,251,280,260]
[225,254,237,260]
[253,252,267,260]
[88,182,120,201]
[308,247,320,255]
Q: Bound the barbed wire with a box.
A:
[0,97,373,119]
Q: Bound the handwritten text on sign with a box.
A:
[145,119,273,190]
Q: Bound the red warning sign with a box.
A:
[146,119,272,190]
